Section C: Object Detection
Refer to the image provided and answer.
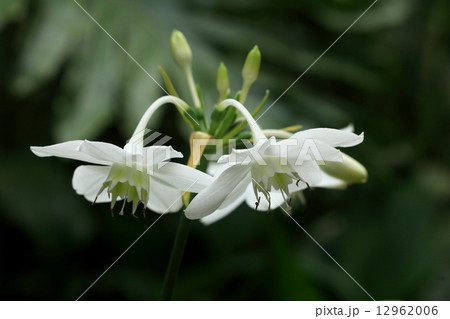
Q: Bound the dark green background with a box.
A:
[1,0,449,300]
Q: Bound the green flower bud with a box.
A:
[216,62,229,101]
[170,30,192,70]
[321,153,368,185]
[242,45,261,86]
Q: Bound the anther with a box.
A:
[305,181,311,191]
[255,196,261,210]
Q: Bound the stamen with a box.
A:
[119,200,126,216]
[255,196,261,210]
[119,184,130,216]
[131,200,141,217]
[296,178,311,191]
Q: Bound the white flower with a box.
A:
[31,96,213,216]
[31,140,212,215]
[184,99,364,221]
[200,151,366,225]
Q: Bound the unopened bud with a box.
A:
[170,30,192,70]
[321,153,368,184]
[242,45,261,86]
[216,62,229,101]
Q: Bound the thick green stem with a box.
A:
[159,214,192,300]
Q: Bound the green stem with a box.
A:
[185,67,201,108]
[159,214,192,300]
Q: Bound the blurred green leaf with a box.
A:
[0,0,26,28]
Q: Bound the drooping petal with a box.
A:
[215,170,250,209]
[185,165,251,220]
[147,179,183,213]
[200,203,241,225]
[290,128,364,148]
[31,140,112,165]
[78,140,126,164]
[200,182,248,225]
[152,162,213,193]
[72,165,111,202]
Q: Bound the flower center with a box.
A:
[250,158,305,210]
[95,163,150,216]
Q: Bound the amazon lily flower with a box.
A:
[200,151,367,225]
[31,96,213,216]
[185,99,364,221]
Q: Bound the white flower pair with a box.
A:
[31,96,366,223]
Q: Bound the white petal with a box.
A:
[269,138,343,163]
[206,161,223,176]
[244,184,286,211]
[78,140,126,164]
[135,145,183,163]
[72,165,111,203]
[200,187,247,225]
[31,140,112,165]
[152,162,213,193]
[291,128,364,148]
[218,138,274,165]
[216,173,250,209]
[340,123,354,133]
[185,165,251,220]
[147,179,183,213]
[293,160,323,186]
[317,171,347,189]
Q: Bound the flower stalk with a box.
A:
[131,95,189,148]
[218,99,266,143]
[159,214,192,300]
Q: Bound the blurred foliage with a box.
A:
[1,0,449,300]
